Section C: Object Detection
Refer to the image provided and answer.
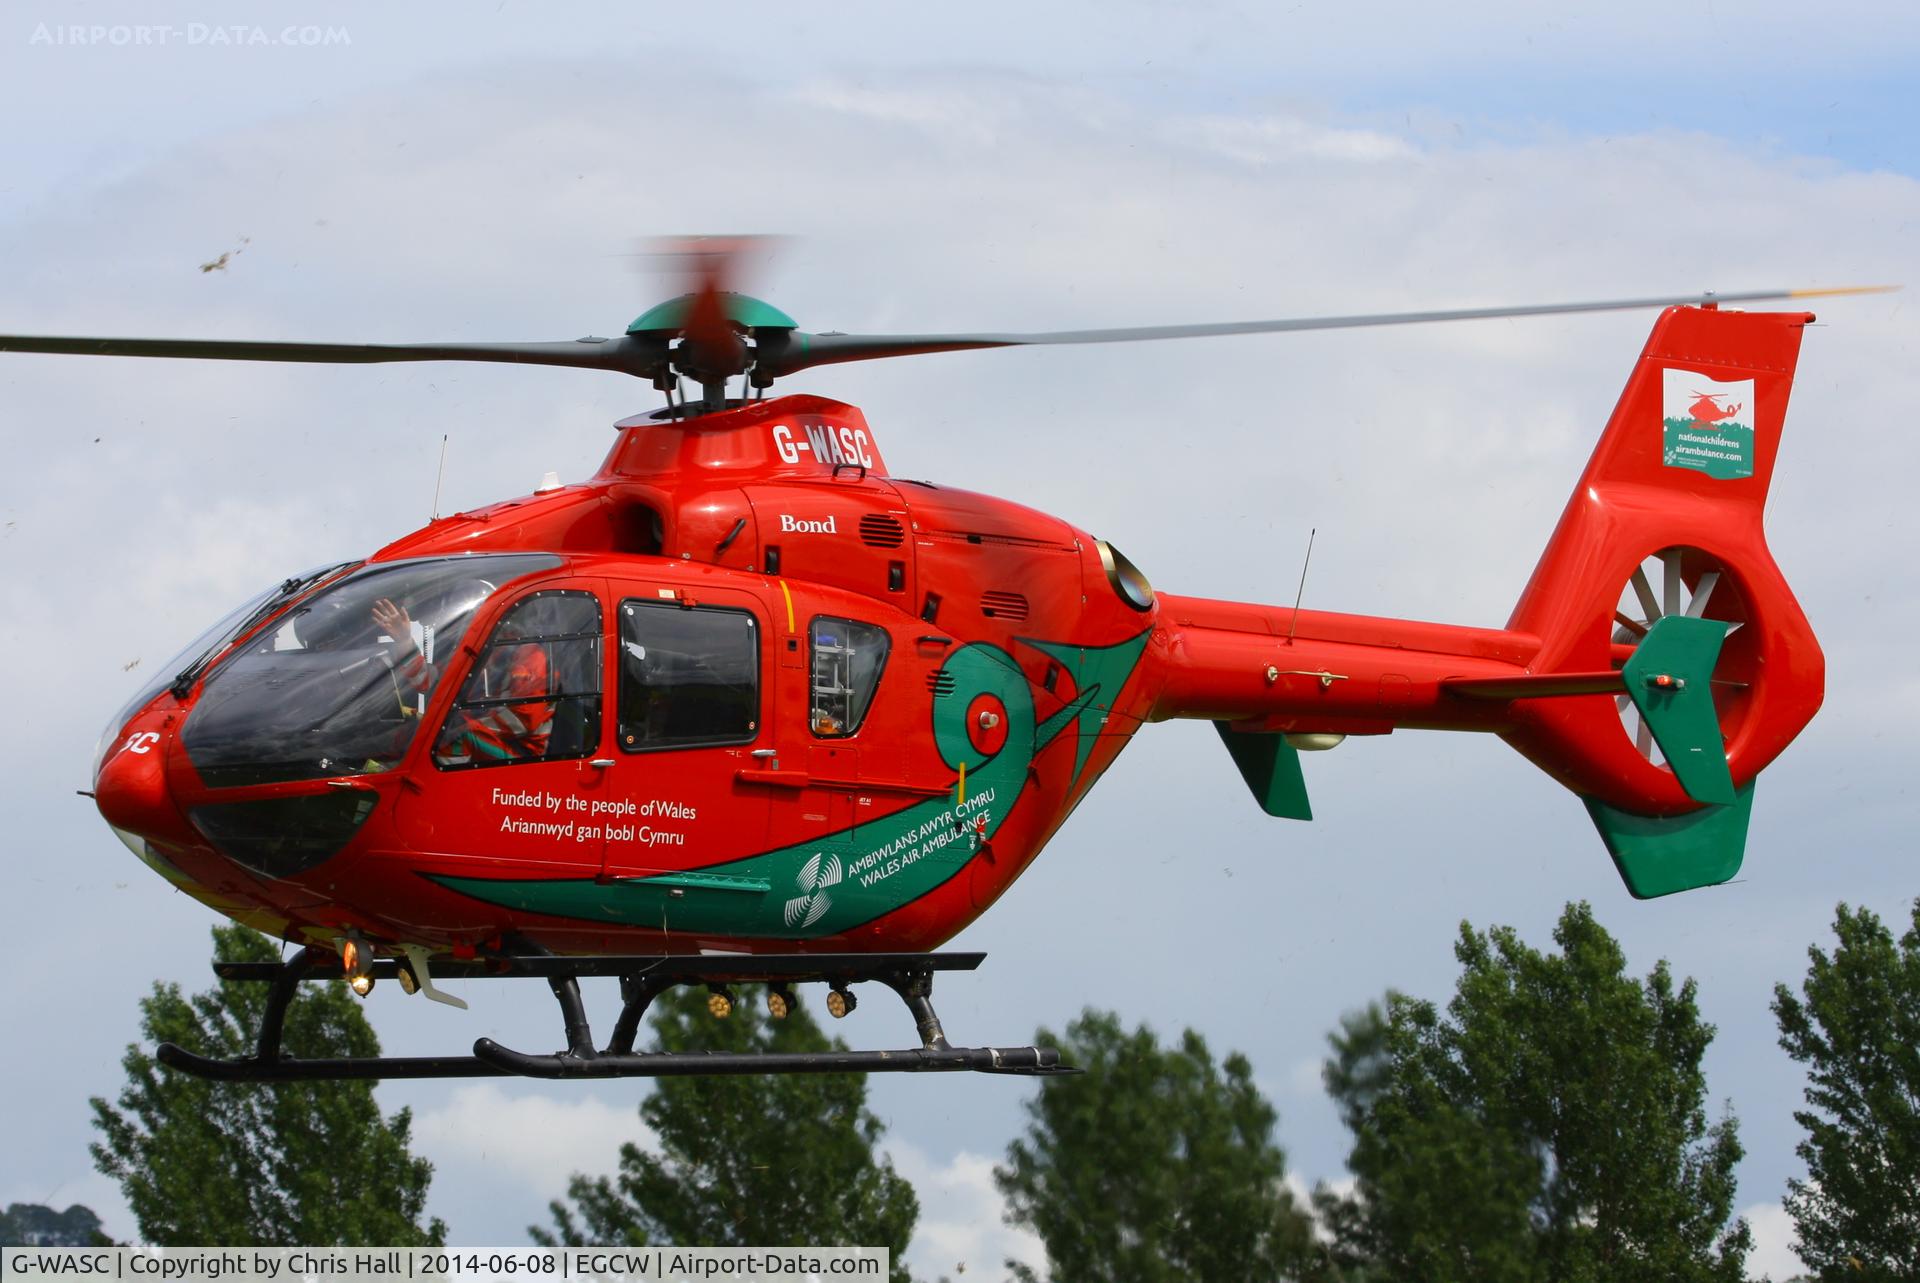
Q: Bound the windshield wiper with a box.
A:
[169,561,357,699]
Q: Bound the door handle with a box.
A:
[589,758,616,769]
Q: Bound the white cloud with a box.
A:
[412,1084,656,1203]
[884,1141,1045,1283]
[786,81,1021,149]
[1171,114,1418,166]
[408,1094,1041,1266]
[1742,1201,1804,1280]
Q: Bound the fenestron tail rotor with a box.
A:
[1612,547,1753,774]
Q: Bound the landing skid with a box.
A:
[155,949,1074,1081]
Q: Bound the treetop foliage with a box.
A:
[1316,901,1750,1283]
[532,985,916,1283]
[90,925,444,1246]
[0,1203,106,1247]
[994,1009,1315,1283]
[1772,898,1920,1279]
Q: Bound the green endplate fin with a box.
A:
[1623,615,1735,805]
[627,293,798,335]
[1213,723,1312,821]
[1583,781,1755,899]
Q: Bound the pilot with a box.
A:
[370,577,491,686]
[370,585,552,764]
[372,594,454,704]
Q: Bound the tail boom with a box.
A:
[1149,598,1545,737]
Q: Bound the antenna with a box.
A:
[430,434,450,520]
[1286,527,1317,644]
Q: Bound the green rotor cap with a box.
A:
[627,292,798,336]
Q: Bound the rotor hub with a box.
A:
[628,291,798,393]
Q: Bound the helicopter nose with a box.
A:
[94,712,185,845]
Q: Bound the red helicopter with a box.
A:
[3,247,1877,1081]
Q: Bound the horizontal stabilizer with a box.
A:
[1584,782,1755,899]
[1214,722,1312,821]
[1623,615,1735,804]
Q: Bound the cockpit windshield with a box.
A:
[93,560,361,783]
[182,554,560,787]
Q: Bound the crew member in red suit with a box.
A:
[372,595,551,763]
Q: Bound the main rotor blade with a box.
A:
[759,285,1895,378]
[0,333,669,379]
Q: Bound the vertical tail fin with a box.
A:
[1501,304,1825,895]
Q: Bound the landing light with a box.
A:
[826,987,857,1019]
[707,986,734,1019]
[766,985,794,1020]
[338,933,376,996]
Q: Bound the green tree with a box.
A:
[90,925,445,1245]
[1310,1000,1397,1273]
[993,1009,1316,1283]
[533,986,917,1283]
[0,1203,107,1246]
[1317,902,1750,1282]
[1771,899,1920,1279]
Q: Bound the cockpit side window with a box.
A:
[618,600,759,751]
[808,616,890,738]
[435,590,602,769]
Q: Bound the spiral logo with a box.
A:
[783,852,843,928]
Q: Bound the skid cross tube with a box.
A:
[155,950,1075,1082]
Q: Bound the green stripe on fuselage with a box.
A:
[433,631,1149,938]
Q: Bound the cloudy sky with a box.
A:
[2,2,1916,1276]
